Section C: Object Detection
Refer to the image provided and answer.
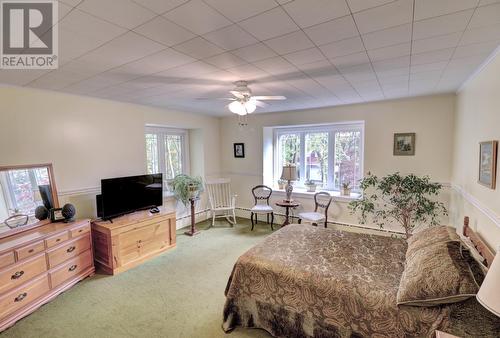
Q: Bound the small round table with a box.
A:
[275,200,300,226]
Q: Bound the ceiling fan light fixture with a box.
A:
[229,100,256,115]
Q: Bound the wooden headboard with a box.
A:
[463,216,495,267]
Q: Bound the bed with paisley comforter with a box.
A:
[222,224,499,338]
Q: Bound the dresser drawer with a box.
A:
[0,274,50,320]
[47,235,91,268]
[0,254,47,295]
[45,231,69,248]
[49,250,92,288]
[15,241,45,261]
[70,223,90,238]
[0,251,15,269]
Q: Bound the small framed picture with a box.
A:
[394,133,416,156]
[50,208,65,222]
[234,143,245,158]
[478,141,498,189]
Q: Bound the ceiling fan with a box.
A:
[197,81,286,116]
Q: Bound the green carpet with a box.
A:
[1,218,276,338]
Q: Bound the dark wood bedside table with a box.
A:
[275,200,300,226]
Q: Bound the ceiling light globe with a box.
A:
[245,100,256,114]
[229,101,246,115]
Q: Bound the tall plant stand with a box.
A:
[184,197,200,236]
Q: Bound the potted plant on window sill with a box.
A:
[278,179,286,190]
[341,181,351,196]
[304,179,317,192]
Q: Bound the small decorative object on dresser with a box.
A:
[91,208,176,275]
[50,208,65,222]
[394,133,415,156]
[34,206,49,221]
[478,140,497,189]
[233,143,245,158]
[61,204,76,223]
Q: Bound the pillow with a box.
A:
[397,241,479,306]
[406,226,460,258]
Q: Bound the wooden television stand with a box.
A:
[91,207,176,275]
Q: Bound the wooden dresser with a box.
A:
[91,208,176,275]
[0,219,94,332]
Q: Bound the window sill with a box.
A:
[272,188,361,202]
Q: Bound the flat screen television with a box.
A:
[99,174,163,220]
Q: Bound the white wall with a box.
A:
[220,94,455,233]
[452,50,500,250]
[0,86,221,227]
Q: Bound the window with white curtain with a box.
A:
[145,126,189,184]
[274,122,364,192]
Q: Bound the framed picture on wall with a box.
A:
[394,133,416,156]
[234,143,245,158]
[478,140,498,189]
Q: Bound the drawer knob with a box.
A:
[56,238,61,242]
[68,264,78,272]
[67,246,76,253]
[28,249,34,253]
[11,271,24,280]
[14,292,27,302]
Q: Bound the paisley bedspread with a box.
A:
[222,224,500,338]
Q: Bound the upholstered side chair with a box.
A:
[298,192,333,228]
[250,185,274,230]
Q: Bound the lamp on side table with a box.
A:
[281,164,298,202]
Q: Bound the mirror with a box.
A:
[0,164,59,237]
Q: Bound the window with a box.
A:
[274,122,364,192]
[145,126,189,184]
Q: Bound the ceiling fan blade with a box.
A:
[230,90,245,99]
[252,95,286,100]
[195,97,235,101]
[254,100,268,108]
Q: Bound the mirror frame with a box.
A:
[0,163,59,239]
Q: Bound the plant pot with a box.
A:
[188,184,199,199]
[278,183,285,190]
[341,188,351,196]
[305,184,317,192]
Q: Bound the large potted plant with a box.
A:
[170,174,204,207]
[349,172,447,239]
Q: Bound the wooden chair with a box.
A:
[205,178,237,228]
[298,192,333,228]
[250,185,274,231]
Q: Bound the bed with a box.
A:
[222,221,500,337]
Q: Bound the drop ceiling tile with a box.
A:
[203,0,277,22]
[413,10,474,40]
[469,3,500,28]
[283,48,326,66]
[264,31,314,55]
[304,16,359,46]
[282,0,350,28]
[373,55,410,71]
[0,70,48,86]
[203,25,258,50]
[205,52,248,69]
[254,57,297,77]
[29,70,89,90]
[59,0,82,6]
[414,0,478,21]
[342,68,378,83]
[410,70,442,81]
[347,0,396,13]
[77,32,165,72]
[367,43,410,62]
[460,23,500,44]
[379,74,408,85]
[454,40,500,58]
[353,0,413,34]
[163,0,232,35]
[411,48,454,65]
[412,32,462,54]
[362,24,411,50]
[226,64,268,80]
[155,61,220,79]
[238,7,299,40]
[447,53,490,70]
[132,0,189,14]
[296,59,337,77]
[375,66,409,78]
[232,43,277,62]
[134,17,195,46]
[330,52,370,69]
[319,36,365,58]
[410,61,448,73]
[173,37,225,59]
[78,0,156,29]
[479,0,500,5]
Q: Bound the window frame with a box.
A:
[144,126,190,184]
[273,122,364,192]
